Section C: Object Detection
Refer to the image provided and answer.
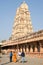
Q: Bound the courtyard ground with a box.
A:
[0,54,43,65]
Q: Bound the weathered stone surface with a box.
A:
[11,2,33,40]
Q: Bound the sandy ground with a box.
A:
[0,54,43,65]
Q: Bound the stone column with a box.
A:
[20,45,22,52]
[14,46,16,51]
[26,45,29,53]
[20,48,22,52]
[23,45,25,52]
[16,49,17,52]
[35,46,38,52]
[40,42,43,52]
[30,45,33,52]
[40,46,43,52]
[17,48,19,52]
[17,45,19,52]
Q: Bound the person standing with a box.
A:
[10,51,12,62]
[21,50,25,63]
[12,51,17,62]
[18,50,21,62]
[18,50,21,56]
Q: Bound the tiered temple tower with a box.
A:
[11,2,33,40]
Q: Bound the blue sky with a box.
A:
[0,0,43,41]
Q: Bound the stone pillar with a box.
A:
[26,47,29,53]
[29,45,31,52]
[40,46,43,52]
[16,49,17,52]
[30,45,33,52]
[14,48,16,51]
[40,42,43,52]
[26,45,29,53]
[14,46,16,52]
[17,48,19,52]
[17,45,20,52]
[23,45,25,52]
[32,45,35,52]
[20,48,22,52]
[35,46,38,52]
[20,45,22,52]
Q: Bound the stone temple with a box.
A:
[2,2,43,57]
[11,2,33,40]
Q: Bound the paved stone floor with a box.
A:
[0,54,43,65]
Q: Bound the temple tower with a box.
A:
[11,2,33,40]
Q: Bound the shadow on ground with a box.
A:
[1,62,11,65]
[20,61,27,63]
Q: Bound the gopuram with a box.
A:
[2,2,43,57]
